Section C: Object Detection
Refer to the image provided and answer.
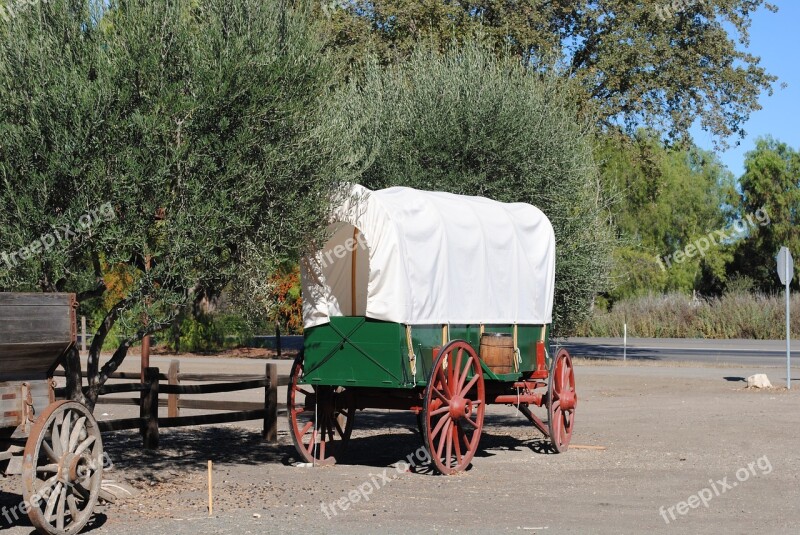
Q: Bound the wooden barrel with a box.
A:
[479,333,514,374]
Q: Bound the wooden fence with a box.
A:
[54,361,289,449]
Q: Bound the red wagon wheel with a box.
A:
[288,352,355,466]
[422,340,485,475]
[547,348,577,453]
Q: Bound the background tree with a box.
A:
[328,44,614,332]
[597,132,736,301]
[318,0,777,145]
[0,0,347,406]
[731,137,800,291]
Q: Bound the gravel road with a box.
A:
[2,355,799,534]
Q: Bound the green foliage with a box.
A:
[579,292,800,340]
[165,313,255,353]
[317,0,777,145]
[329,43,615,333]
[597,132,736,300]
[0,0,347,399]
[732,137,800,291]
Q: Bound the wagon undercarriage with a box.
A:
[288,339,577,474]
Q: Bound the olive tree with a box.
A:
[329,44,615,333]
[0,0,347,406]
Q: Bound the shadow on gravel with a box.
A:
[561,343,663,361]
[0,488,108,533]
[102,408,555,477]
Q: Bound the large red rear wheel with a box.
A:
[288,352,355,466]
[547,348,577,452]
[422,340,485,475]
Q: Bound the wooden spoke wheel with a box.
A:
[288,352,355,466]
[547,348,577,453]
[422,340,485,475]
[22,400,103,535]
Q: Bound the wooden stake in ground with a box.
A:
[208,460,213,516]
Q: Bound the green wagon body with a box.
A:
[302,317,550,388]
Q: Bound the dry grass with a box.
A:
[577,292,800,339]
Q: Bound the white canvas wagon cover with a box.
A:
[301,185,555,329]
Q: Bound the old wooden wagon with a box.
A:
[288,185,577,474]
[1,293,104,534]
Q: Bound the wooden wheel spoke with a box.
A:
[60,411,72,454]
[456,356,473,392]
[299,421,313,437]
[452,424,462,466]
[430,405,450,417]
[445,422,453,468]
[56,485,67,530]
[452,349,463,389]
[459,374,479,398]
[44,482,62,522]
[35,474,59,494]
[73,435,96,456]
[431,414,449,440]
[67,494,79,520]
[436,367,453,397]
[41,440,59,464]
[436,419,452,459]
[68,416,87,453]
[51,423,63,458]
[463,416,479,429]
[432,386,449,404]
[36,463,59,474]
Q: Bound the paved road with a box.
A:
[561,336,800,366]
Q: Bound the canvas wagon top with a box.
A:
[301,184,556,328]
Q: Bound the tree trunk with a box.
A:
[63,346,91,409]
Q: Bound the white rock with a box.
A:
[747,374,772,389]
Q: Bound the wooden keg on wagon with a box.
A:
[479,333,515,374]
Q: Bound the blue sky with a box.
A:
[691,2,800,178]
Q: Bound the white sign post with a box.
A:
[777,247,794,389]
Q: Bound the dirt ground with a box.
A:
[3,360,800,534]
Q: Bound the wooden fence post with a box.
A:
[168,360,180,418]
[141,367,160,450]
[263,363,278,442]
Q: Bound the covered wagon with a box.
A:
[288,185,577,474]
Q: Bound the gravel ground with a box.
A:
[3,360,799,534]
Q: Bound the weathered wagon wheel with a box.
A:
[22,400,103,535]
[422,340,485,475]
[288,352,355,466]
[547,348,577,453]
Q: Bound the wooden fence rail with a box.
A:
[54,361,289,450]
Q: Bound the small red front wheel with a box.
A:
[422,340,485,475]
[288,352,355,465]
[547,348,577,452]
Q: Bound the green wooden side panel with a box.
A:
[303,318,551,388]
[302,317,410,388]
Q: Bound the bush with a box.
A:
[164,313,256,353]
